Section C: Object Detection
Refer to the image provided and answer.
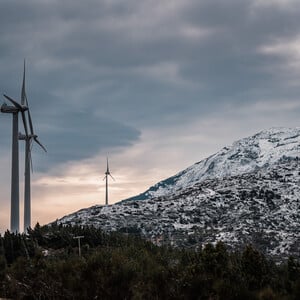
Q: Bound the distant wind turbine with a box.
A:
[103,158,115,206]
[1,74,29,232]
[19,61,47,231]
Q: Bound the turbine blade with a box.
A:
[109,174,115,181]
[25,139,33,173]
[106,157,109,173]
[21,111,29,137]
[30,150,33,173]
[28,141,34,173]
[20,60,35,136]
[27,107,34,135]
[3,94,22,110]
[34,137,47,152]
[21,67,35,136]
[21,60,26,105]
[30,138,34,151]
[103,175,106,181]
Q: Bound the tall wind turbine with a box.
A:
[19,61,47,231]
[103,158,115,206]
[1,78,29,232]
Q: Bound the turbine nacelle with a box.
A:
[3,94,28,112]
[19,132,38,140]
[2,94,29,137]
[103,157,115,181]
[1,102,19,114]
[104,170,115,181]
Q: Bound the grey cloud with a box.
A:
[1,0,300,171]
[28,111,140,171]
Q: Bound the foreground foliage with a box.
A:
[0,223,299,299]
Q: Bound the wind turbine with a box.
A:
[1,75,29,232]
[103,158,115,206]
[18,61,47,231]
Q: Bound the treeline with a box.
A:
[0,223,299,299]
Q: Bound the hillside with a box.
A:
[57,127,300,259]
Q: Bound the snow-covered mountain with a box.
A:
[124,127,300,201]
[56,127,300,259]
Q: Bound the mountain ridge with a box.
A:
[122,127,300,202]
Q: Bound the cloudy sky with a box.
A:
[0,0,300,232]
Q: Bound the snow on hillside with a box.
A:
[126,127,300,200]
[57,157,300,259]
[55,127,300,259]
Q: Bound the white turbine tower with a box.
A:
[1,78,29,232]
[103,158,115,206]
[19,61,47,231]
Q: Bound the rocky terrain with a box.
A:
[56,127,300,260]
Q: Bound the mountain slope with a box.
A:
[123,127,300,201]
[56,127,300,259]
